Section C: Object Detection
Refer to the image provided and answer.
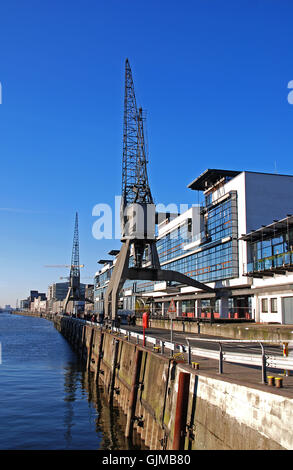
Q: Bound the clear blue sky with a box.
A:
[0,0,293,306]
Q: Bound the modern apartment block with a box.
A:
[94,169,293,324]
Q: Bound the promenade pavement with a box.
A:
[121,323,293,399]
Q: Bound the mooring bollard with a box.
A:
[267,376,275,386]
[275,377,283,388]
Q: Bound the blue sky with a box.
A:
[0,0,293,306]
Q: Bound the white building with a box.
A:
[95,169,293,324]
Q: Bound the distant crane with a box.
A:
[45,212,93,313]
[63,212,85,313]
[104,59,215,323]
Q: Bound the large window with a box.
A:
[156,196,238,283]
[157,220,192,263]
[206,199,233,243]
[261,298,268,313]
[250,230,293,272]
[162,240,237,283]
[270,298,278,313]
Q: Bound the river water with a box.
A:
[0,313,142,450]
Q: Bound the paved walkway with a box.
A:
[120,324,293,399]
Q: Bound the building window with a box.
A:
[270,298,278,313]
[261,298,268,313]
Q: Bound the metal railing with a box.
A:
[66,316,293,385]
[185,337,293,384]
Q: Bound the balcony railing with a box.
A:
[245,251,293,276]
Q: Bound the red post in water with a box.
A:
[173,372,190,450]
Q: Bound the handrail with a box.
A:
[65,317,293,384]
[185,337,293,383]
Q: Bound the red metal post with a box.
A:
[173,372,190,450]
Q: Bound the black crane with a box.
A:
[63,212,94,313]
[104,59,215,323]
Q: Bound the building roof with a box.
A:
[187,169,241,191]
[240,214,293,242]
[108,250,120,256]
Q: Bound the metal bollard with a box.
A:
[275,377,283,388]
[267,376,275,386]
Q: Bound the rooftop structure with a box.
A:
[187,169,241,191]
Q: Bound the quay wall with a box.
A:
[11,311,293,450]
[54,315,292,450]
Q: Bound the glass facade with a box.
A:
[157,193,238,284]
[157,220,192,263]
[94,190,239,314]
[205,198,234,243]
[247,228,293,273]
[162,240,236,283]
[94,265,113,314]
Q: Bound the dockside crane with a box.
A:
[60,212,94,313]
[104,59,215,324]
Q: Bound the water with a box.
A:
[0,313,140,450]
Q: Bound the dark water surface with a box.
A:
[0,313,138,450]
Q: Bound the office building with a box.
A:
[94,169,293,324]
